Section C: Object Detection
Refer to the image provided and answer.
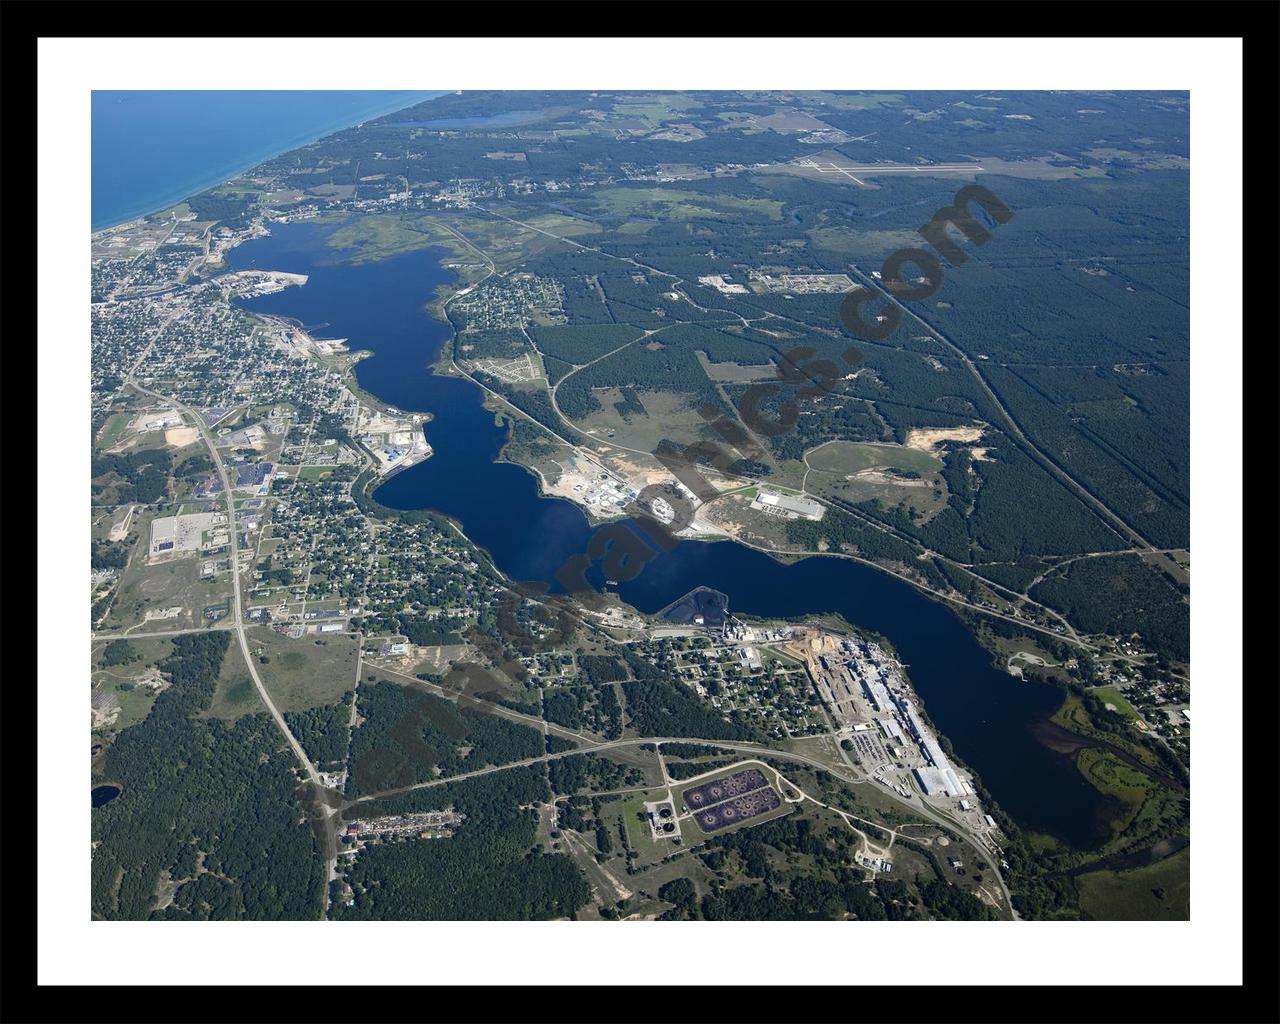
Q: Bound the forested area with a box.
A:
[397,614,465,646]
[786,506,927,565]
[542,685,621,738]
[969,557,1049,593]
[335,767,589,919]
[660,813,995,921]
[92,633,325,919]
[982,363,1188,548]
[575,654,627,683]
[479,375,571,441]
[554,337,721,420]
[666,757,736,780]
[621,679,754,740]
[967,447,1125,559]
[91,447,171,504]
[547,752,644,795]
[91,538,132,570]
[529,323,644,364]
[345,681,545,796]
[1030,554,1189,661]
[283,692,354,770]
[100,639,138,667]
[184,189,257,228]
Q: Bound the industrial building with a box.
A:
[749,490,825,520]
[913,765,967,799]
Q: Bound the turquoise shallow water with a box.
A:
[91,90,443,230]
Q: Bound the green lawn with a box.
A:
[96,413,133,451]
[1091,685,1138,720]
[596,789,675,867]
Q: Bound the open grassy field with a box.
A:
[1091,685,1138,720]
[204,640,264,721]
[91,637,180,732]
[572,387,713,452]
[699,492,800,549]
[514,212,601,239]
[588,187,784,223]
[805,225,923,257]
[96,413,133,451]
[325,214,448,263]
[806,439,942,478]
[804,439,947,517]
[321,212,525,268]
[1051,692,1168,777]
[595,788,678,868]
[246,627,359,712]
[1076,845,1189,920]
[92,636,175,672]
[695,351,778,383]
[611,94,703,126]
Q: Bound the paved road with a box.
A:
[347,717,1016,917]
[348,659,1016,910]
[122,381,322,791]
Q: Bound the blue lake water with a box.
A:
[92,91,445,230]
[229,221,1112,848]
[92,784,122,808]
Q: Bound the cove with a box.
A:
[228,221,1111,849]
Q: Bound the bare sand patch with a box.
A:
[165,426,200,448]
[904,425,986,456]
[849,468,931,488]
[108,505,136,542]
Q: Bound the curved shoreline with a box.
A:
[92,91,448,234]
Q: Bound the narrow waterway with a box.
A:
[229,221,1113,848]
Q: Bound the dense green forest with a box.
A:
[396,614,465,646]
[622,679,755,740]
[92,634,325,919]
[542,684,622,738]
[1030,554,1190,661]
[91,538,132,570]
[529,323,644,364]
[91,448,171,504]
[335,767,589,919]
[547,752,644,795]
[283,693,354,771]
[346,681,545,796]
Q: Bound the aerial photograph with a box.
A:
[89,88,1193,925]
